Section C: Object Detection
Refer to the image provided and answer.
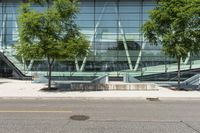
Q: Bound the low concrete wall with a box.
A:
[91,74,108,84]
[108,83,158,91]
[70,83,158,91]
[123,73,140,83]
[71,83,109,91]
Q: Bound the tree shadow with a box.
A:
[40,87,72,92]
[168,84,200,91]
[0,82,8,85]
[39,83,106,92]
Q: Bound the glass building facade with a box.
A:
[0,0,199,80]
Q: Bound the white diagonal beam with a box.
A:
[118,21,133,70]
[28,60,34,71]
[184,52,190,65]
[75,58,79,71]
[114,3,133,70]
[80,2,108,72]
[134,35,146,71]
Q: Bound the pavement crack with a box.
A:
[181,121,200,133]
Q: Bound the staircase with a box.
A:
[5,54,26,72]
[0,51,31,80]
[181,74,200,89]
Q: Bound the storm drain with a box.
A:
[70,115,90,121]
[146,97,160,101]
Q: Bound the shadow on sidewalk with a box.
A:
[0,82,8,85]
[40,87,104,92]
[168,84,200,91]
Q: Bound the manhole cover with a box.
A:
[146,97,160,101]
[70,115,90,121]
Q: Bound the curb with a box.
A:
[1,96,200,101]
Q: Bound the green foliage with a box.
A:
[28,0,50,5]
[16,0,89,89]
[142,0,200,59]
[142,0,200,88]
[16,0,89,61]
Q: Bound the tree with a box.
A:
[16,0,89,89]
[142,0,200,89]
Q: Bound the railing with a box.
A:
[1,48,200,80]
[182,74,200,86]
[0,52,30,80]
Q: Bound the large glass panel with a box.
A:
[3,0,196,80]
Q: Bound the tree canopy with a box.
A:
[16,0,89,89]
[17,0,88,60]
[142,0,200,88]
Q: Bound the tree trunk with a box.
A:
[47,57,54,90]
[177,57,181,89]
[48,64,52,90]
[47,0,50,8]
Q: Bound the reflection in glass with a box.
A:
[1,0,173,73]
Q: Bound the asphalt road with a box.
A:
[0,99,200,133]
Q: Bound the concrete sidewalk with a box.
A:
[1,78,200,100]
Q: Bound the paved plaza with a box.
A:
[0,78,200,99]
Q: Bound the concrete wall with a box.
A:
[69,83,158,91]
